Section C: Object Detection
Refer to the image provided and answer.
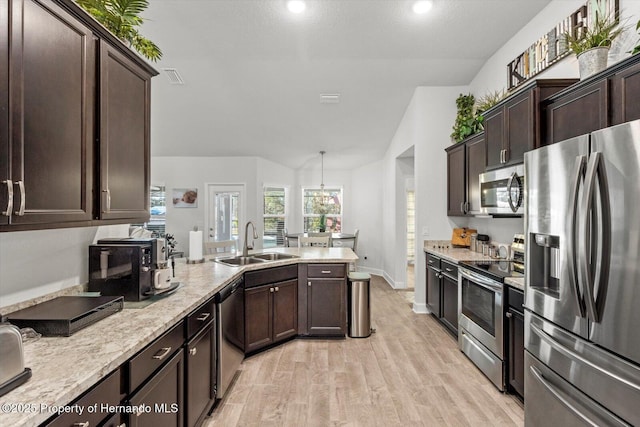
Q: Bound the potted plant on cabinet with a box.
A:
[450,93,482,143]
[632,19,640,55]
[563,10,625,79]
[76,0,162,62]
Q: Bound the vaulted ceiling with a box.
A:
[144,0,552,169]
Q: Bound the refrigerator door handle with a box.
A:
[567,155,587,317]
[593,153,611,322]
[529,365,631,427]
[580,152,611,323]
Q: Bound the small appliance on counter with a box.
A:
[88,238,175,301]
[475,234,490,253]
[0,324,32,397]
[511,234,525,274]
[6,296,123,337]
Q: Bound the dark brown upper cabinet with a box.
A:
[542,54,640,146]
[98,42,152,221]
[483,79,576,170]
[446,132,485,216]
[3,0,95,227]
[0,0,157,232]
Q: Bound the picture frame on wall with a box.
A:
[172,188,198,208]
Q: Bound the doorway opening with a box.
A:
[406,189,415,289]
[205,184,246,245]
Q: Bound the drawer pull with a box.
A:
[445,268,453,272]
[189,347,197,356]
[152,346,172,360]
[196,313,211,322]
[73,422,89,427]
[428,260,434,264]
[321,270,332,274]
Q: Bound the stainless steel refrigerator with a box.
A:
[524,119,640,426]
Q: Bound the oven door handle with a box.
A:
[459,268,503,293]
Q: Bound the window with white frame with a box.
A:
[302,187,342,232]
[132,185,166,236]
[263,186,287,247]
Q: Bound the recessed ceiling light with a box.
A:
[287,0,306,14]
[412,0,433,15]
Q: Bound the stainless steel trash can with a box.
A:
[348,272,371,338]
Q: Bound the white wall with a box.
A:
[381,86,466,312]
[470,0,640,94]
[0,224,129,308]
[350,160,384,273]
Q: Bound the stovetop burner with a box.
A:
[459,260,523,283]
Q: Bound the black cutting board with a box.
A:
[7,296,124,336]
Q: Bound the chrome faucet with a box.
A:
[242,221,259,257]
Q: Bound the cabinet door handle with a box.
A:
[504,149,509,163]
[196,313,211,322]
[1,180,12,217]
[460,202,464,213]
[275,286,279,292]
[14,180,25,216]
[102,189,111,213]
[189,347,197,356]
[465,201,470,213]
[152,346,172,360]
[308,281,312,287]
[506,312,513,318]
[270,287,274,292]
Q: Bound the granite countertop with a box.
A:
[504,276,525,292]
[0,248,356,427]
[424,242,524,290]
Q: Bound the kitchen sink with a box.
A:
[213,252,299,266]
[251,253,299,261]
[214,256,267,266]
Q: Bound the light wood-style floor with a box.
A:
[205,275,524,426]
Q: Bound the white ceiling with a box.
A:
[143,0,552,169]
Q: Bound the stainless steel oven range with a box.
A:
[458,260,521,391]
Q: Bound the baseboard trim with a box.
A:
[412,302,428,314]
[358,266,384,277]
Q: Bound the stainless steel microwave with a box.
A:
[479,164,524,216]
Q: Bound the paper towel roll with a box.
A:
[189,230,203,261]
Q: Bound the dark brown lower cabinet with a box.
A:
[245,279,297,353]
[307,278,346,336]
[128,350,184,427]
[426,254,441,316]
[441,273,458,335]
[506,287,525,400]
[43,368,123,427]
[185,320,216,427]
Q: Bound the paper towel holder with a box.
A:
[187,227,205,264]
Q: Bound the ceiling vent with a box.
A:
[319,93,340,104]
[162,68,185,85]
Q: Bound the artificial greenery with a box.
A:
[632,19,640,55]
[563,11,624,56]
[76,0,162,62]
[451,94,482,143]
[475,89,506,115]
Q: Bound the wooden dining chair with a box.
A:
[309,232,332,246]
[352,229,359,253]
[204,240,237,257]
[298,236,330,247]
[282,228,290,247]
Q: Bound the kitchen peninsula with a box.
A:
[0,248,357,427]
